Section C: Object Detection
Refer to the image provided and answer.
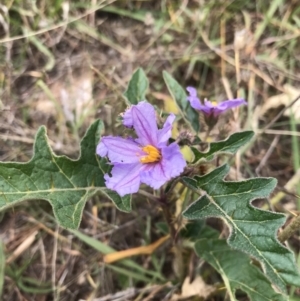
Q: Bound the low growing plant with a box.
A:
[1,68,300,300]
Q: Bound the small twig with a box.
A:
[278,214,300,243]
[262,168,300,210]
[138,190,160,202]
[257,129,300,137]
[52,225,59,300]
[103,235,170,263]
[262,94,300,131]
[255,135,280,175]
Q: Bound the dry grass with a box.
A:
[0,0,300,300]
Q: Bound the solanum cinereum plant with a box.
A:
[0,68,299,300]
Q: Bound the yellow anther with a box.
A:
[140,145,161,163]
[211,101,218,106]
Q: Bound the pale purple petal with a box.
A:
[203,100,215,109]
[200,100,215,114]
[186,87,214,114]
[97,141,109,157]
[123,101,158,146]
[186,86,198,97]
[157,114,176,147]
[160,143,186,178]
[140,163,169,189]
[140,143,186,189]
[214,98,247,115]
[105,163,146,196]
[186,87,204,111]
[97,136,145,163]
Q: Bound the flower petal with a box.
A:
[186,87,213,115]
[140,142,186,189]
[214,98,247,115]
[123,101,158,146]
[97,136,145,163]
[203,100,215,109]
[157,114,176,147]
[161,143,187,178]
[186,87,203,110]
[186,86,198,97]
[105,163,145,196]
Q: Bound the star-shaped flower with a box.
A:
[97,102,186,196]
[187,86,247,117]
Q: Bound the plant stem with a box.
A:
[158,190,179,244]
[278,214,300,243]
[138,190,161,202]
[203,127,211,142]
[162,204,177,242]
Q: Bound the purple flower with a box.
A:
[186,87,247,117]
[97,101,186,197]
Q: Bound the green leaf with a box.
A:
[195,238,287,301]
[123,68,149,105]
[182,164,300,293]
[191,131,254,163]
[180,220,219,241]
[0,120,131,229]
[163,71,200,133]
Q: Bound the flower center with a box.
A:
[140,145,161,163]
[211,101,218,107]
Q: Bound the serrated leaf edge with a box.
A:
[191,131,254,163]
[0,121,131,228]
[182,164,300,293]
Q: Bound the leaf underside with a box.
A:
[195,238,287,301]
[182,164,300,293]
[0,120,131,229]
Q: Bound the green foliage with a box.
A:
[182,164,300,293]
[123,68,149,105]
[195,238,287,301]
[163,71,200,133]
[191,131,254,163]
[0,120,131,229]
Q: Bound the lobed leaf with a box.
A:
[195,238,287,301]
[163,71,200,133]
[0,120,131,229]
[182,164,300,293]
[191,131,254,163]
[123,67,149,105]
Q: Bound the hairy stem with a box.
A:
[161,204,177,242]
[278,214,300,243]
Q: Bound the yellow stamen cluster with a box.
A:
[140,145,161,163]
[211,101,218,106]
